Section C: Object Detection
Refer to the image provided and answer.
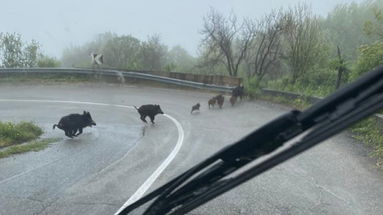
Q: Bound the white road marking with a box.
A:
[0,99,185,211]
[114,113,184,214]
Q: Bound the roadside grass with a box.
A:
[0,121,59,159]
[0,138,59,159]
[0,121,43,148]
[0,73,91,83]
[255,93,311,110]
[351,117,383,167]
[254,93,383,168]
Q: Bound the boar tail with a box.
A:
[53,124,57,129]
[134,106,139,110]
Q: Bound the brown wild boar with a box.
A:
[208,98,216,109]
[215,94,224,109]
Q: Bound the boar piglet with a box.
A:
[215,94,225,109]
[53,111,96,138]
[191,103,200,114]
[135,104,164,124]
[208,98,216,109]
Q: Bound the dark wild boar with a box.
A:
[230,95,237,106]
[191,103,200,114]
[232,85,245,100]
[215,94,224,109]
[53,111,96,138]
[135,104,164,124]
[208,98,216,109]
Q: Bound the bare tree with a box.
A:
[200,8,255,77]
[282,4,325,83]
[245,10,284,86]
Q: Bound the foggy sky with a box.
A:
[0,0,364,58]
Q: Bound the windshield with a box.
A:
[1,0,383,215]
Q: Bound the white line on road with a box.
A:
[0,99,185,211]
[114,113,184,214]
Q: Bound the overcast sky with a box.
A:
[0,0,364,58]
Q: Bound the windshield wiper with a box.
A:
[117,66,383,215]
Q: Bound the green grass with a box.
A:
[0,138,59,159]
[0,73,91,83]
[0,121,43,148]
[0,120,60,158]
[256,93,311,110]
[256,93,383,168]
[351,117,383,167]
[267,81,334,98]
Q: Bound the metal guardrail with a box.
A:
[1,68,381,122]
[0,68,234,93]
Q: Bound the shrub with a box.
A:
[352,42,383,80]
[0,121,43,147]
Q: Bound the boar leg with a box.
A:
[149,115,155,124]
[140,115,148,123]
[65,130,73,138]
[77,128,83,136]
[74,128,83,136]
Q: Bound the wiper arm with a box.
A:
[117,66,383,215]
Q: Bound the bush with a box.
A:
[352,42,383,80]
[267,68,337,97]
[0,138,58,159]
[0,121,43,147]
[37,56,61,67]
[244,76,262,99]
[351,117,383,167]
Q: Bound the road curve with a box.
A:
[0,82,382,215]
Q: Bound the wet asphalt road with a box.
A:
[0,82,382,215]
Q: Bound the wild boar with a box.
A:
[215,94,224,109]
[232,85,245,100]
[208,98,216,109]
[230,95,237,106]
[135,104,164,124]
[53,111,96,138]
[191,103,200,114]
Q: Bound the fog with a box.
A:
[0,0,364,58]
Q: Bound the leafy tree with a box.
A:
[0,33,24,68]
[0,32,40,68]
[139,35,168,71]
[166,45,196,73]
[364,7,383,39]
[102,35,141,69]
[322,1,382,60]
[23,40,40,67]
[353,42,383,79]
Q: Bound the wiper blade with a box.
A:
[117,66,383,215]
